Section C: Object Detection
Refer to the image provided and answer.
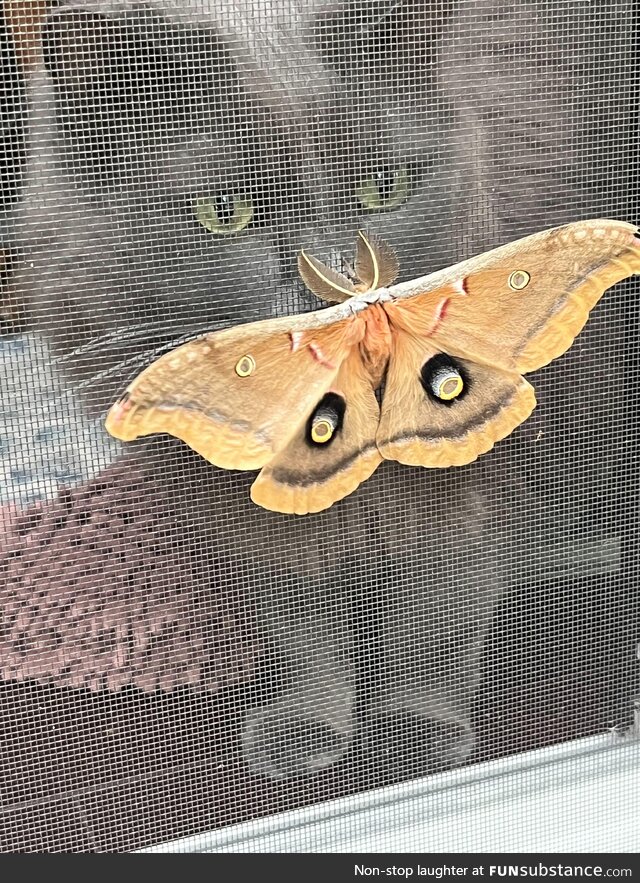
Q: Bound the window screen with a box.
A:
[0,0,638,853]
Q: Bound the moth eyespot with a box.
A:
[235,354,256,377]
[508,270,530,291]
[306,393,346,447]
[431,367,464,401]
[420,354,469,405]
[311,417,335,444]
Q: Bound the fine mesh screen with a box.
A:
[0,0,638,854]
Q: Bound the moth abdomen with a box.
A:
[306,393,346,446]
[420,354,469,407]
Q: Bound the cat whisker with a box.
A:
[53,322,188,364]
[54,316,239,369]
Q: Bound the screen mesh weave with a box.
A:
[0,0,638,853]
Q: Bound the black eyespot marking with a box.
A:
[420,354,469,407]
[306,393,346,447]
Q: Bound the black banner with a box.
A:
[6,854,637,878]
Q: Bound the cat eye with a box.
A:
[194,194,254,234]
[355,166,410,212]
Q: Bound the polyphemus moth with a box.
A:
[105,219,640,515]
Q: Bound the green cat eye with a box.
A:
[356,166,410,211]
[194,194,254,234]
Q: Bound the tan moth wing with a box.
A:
[378,334,536,468]
[378,219,640,468]
[106,307,362,472]
[251,348,383,514]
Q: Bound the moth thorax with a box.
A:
[311,405,339,444]
[430,366,464,400]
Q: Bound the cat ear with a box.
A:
[311,0,443,93]
[250,349,382,514]
[42,7,238,116]
[43,8,134,87]
[105,307,363,473]
[379,219,640,467]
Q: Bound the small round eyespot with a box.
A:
[235,354,256,377]
[307,394,345,446]
[508,270,531,291]
[311,418,335,444]
[431,366,464,401]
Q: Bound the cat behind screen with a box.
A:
[9,0,636,779]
